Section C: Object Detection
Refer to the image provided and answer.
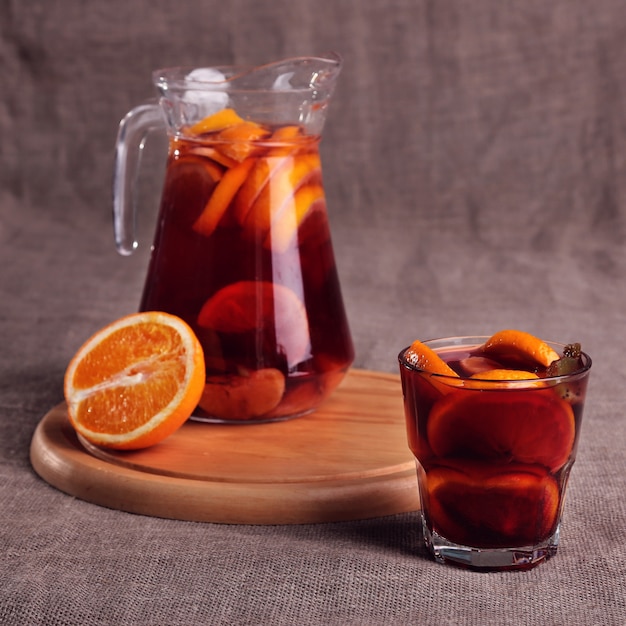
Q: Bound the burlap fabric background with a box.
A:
[2,1,625,624]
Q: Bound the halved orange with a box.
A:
[64,312,206,450]
[482,329,560,368]
[198,368,285,420]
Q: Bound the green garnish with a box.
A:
[546,343,584,376]
[563,343,582,359]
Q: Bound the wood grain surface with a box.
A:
[30,369,420,524]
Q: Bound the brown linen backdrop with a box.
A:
[1,1,625,624]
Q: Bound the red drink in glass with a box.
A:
[399,335,591,570]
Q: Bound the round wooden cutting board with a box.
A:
[30,369,419,524]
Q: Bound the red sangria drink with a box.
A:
[398,331,591,570]
[140,109,354,422]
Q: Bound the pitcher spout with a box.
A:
[153,53,342,135]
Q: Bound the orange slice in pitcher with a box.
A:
[482,329,560,368]
[188,108,246,136]
[197,281,310,366]
[188,146,239,169]
[198,368,286,420]
[193,157,256,236]
[267,124,304,151]
[232,155,291,224]
[214,121,271,162]
[265,184,326,253]
[244,152,322,234]
[64,312,205,450]
[162,153,225,227]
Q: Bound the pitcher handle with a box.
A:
[112,102,165,255]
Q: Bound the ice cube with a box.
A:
[272,72,295,91]
[185,68,229,112]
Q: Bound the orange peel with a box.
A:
[244,152,321,234]
[482,329,560,368]
[192,157,256,236]
[466,368,545,389]
[214,121,271,161]
[265,183,326,253]
[188,108,246,135]
[403,339,459,378]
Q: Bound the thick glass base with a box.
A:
[422,515,561,571]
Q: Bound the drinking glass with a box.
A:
[398,335,592,570]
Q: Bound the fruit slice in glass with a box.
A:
[427,387,576,471]
[426,462,560,548]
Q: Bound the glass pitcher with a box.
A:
[112,54,354,423]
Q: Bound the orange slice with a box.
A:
[197,281,310,367]
[456,356,503,377]
[470,369,539,380]
[160,153,224,228]
[427,464,560,548]
[64,312,205,450]
[188,108,246,136]
[214,121,271,161]
[244,152,321,233]
[193,157,256,236]
[269,125,303,142]
[482,329,560,368]
[198,368,285,420]
[188,146,239,169]
[232,155,291,224]
[403,339,459,378]
[265,183,326,253]
[466,369,544,389]
[266,125,306,156]
[426,386,575,471]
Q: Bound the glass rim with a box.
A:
[398,334,592,385]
